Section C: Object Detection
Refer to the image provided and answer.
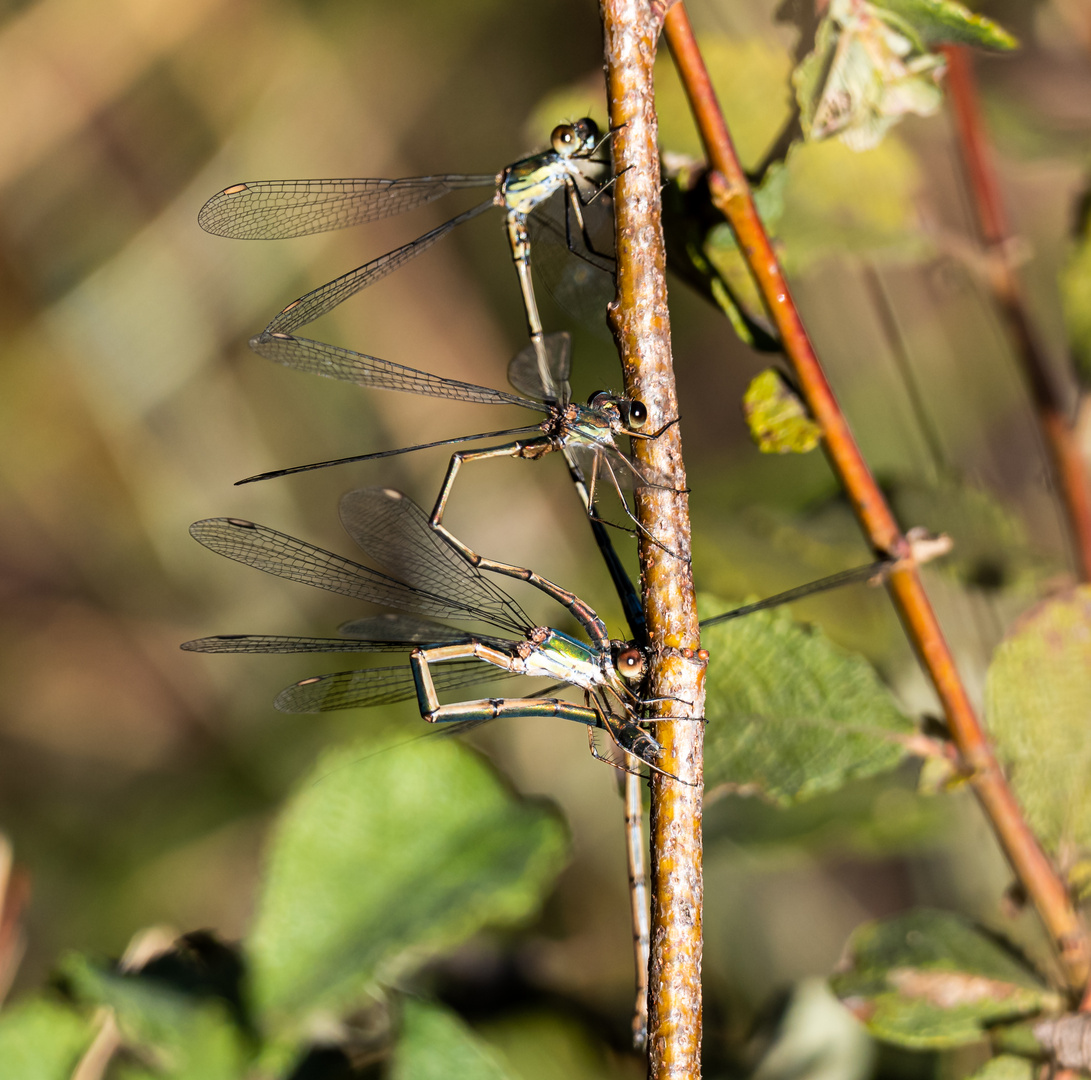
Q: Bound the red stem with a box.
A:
[662,3,1091,994]
[942,44,1091,581]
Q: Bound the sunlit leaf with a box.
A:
[0,998,93,1080]
[831,909,1061,1048]
[743,369,822,454]
[875,0,1018,50]
[795,0,945,151]
[985,587,1091,854]
[700,596,914,804]
[391,998,515,1080]
[248,737,569,1033]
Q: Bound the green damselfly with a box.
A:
[184,486,895,1044]
[183,486,668,774]
[198,118,614,373]
[236,331,680,553]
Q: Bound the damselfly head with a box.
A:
[613,643,647,681]
[551,117,600,157]
[587,391,649,432]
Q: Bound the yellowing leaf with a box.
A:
[795,0,946,151]
[743,369,822,454]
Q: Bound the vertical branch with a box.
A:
[600,0,705,1074]
[662,2,1091,994]
[942,45,1091,581]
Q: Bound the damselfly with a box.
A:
[237,331,678,551]
[199,118,614,386]
[184,482,896,1046]
[183,486,670,774]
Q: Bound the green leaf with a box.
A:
[248,737,569,1033]
[700,595,914,804]
[1060,200,1091,387]
[985,586,1091,854]
[874,0,1018,50]
[743,369,822,454]
[831,909,1061,1049]
[60,953,248,1080]
[795,0,945,151]
[391,998,516,1080]
[964,1055,1036,1080]
[0,998,93,1080]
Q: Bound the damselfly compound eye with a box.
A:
[627,400,648,429]
[587,390,610,407]
[616,647,646,680]
[551,124,578,154]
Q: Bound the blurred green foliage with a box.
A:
[0,0,1087,1075]
[985,587,1091,857]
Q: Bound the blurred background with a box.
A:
[0,0,1088,1071]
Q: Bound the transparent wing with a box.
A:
[248,332,539,409]
[527,184,616,333]
[189,516,527,634]
[506,332,572,405]
[339,613,513,651]
[337,488,533,634]
[180,634,418,654]
[261,201,492,335]
[274,659,526,712]
[340,613,481,643]
[182,614,513,656]
[198,175,496,239]
[568,442,671,494]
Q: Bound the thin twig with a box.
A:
[942,44,1091,581]
[661,2,1091,994]
[600,0,706,1074]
